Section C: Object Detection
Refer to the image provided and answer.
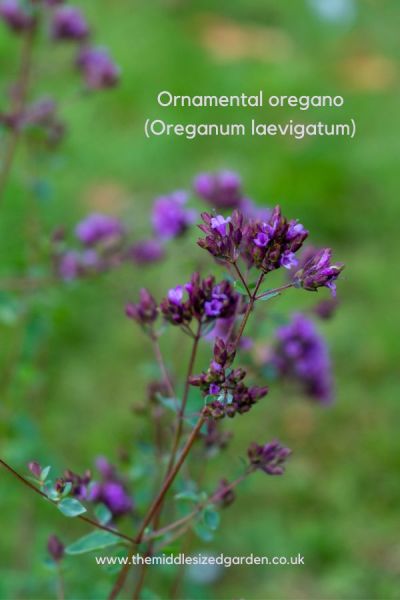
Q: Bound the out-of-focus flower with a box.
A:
[160,273,239,327]
[0,0,36,32]
[77,46,120,90]
[125,288,158,327]
[58,250,81,280]
[51,5,89,41]
[313,298,339,320]
[56,469,91,500]
[239,198,271,221]
[191,337,268,419]
[194,171,243,209]
[271,313,333,404]
[152,191,196,241]
[203,420,232,453]
[75,213,124,246]
[0,98,65,146]
[128,239,165,264]
[47,535,64,562]
[248,440,291,475]
[88,456,132,518]
[197,210,243,262]
[293,248,344,297]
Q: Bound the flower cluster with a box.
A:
[88,456,133,518]
[271,313,333,404]
[55,468,91,501]
[198,210,244,262]
[160,273,239,327]
[247,441,291,475]
[76,46,120,90]
[0,0,36,32]
[194,171,244,209]
[190,338,268,419]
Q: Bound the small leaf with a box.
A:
[65,531,120,555]
[58,497,87,517]
[258,291,280,302]
[157,395,179,413]
[61,482,72,497]
[202,506,220,531]
[40,466,51,482]
[174,491,199,503]
[233,280,248,296]
[95,503,113,525]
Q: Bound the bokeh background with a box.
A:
[1,0,400,598]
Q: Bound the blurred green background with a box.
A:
[1,0,400,598]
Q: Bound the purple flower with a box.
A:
[125,288,158,327]
[88,457,133,518]
[77,46,120,90]
[313,298,339,320]
[293,248,344,297]
[51,6,89,41]
[0,0,36,32]
[58,250,81,280]
[75,213,124,246]
[167,285,185,305]
[253,231,269,248]
[248,441,291,475]
[194,171,243,209]
[128,239,165,264]
[210,215,231,237]
[28,461,42,478]
[280,251,298,269]
[271,313,333,404]
[209,383,221,395]
[151,191,196,240]
[47,535,64,562]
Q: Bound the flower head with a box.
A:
[248,441,291,475]
[77,46,120,90]
[293,248,344,296]
[271,313,333,404]
[152,191,196,240]
[194,170,243,209]
[75,213,124,246]
[51,6,89,41]
[242,206,308,272]
[198,210,243,262]
[128,239,165,264]
[0,0,36,32]
[88,457,132,518]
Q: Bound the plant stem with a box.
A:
[255,282,294,300]
[234,272,264,347]
[108,413,206,600]
[0,26,36,205]
[0,458,137,545]
[150,333,175,400]
[165,321,202,474]
[232,261,252,298]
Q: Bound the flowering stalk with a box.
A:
[0,458,137,545]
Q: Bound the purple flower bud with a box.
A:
[194,171,243,209]
[209,383,220,395]
[125,288,158,327]
[167,285,184,305]
[77,46,120,90]
[151,191,196,240]
[198,210,243,263]
[75,213,124,246]
[47,535,64,562]
[128,239,165,264]
[51,6,89,41]
[95,456,115,480]
[101,482,132,516]
[213,478,235,507]
[57,250,81,281]
[28,461,42,478]
[248,440,291,475]
[0,0,36,33]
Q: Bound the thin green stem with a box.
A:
[232,261,252,298]
[255,282,294,300]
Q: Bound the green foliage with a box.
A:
[66,531,121,555]
[57,498,87,517]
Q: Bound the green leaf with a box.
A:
[174,491,199,503]
[258,291,280,302]
[95,504,113,525]
[157,395,179,413]
[65,531,120,555]
[202,506,220,531]
[193,521,214,542]
[234,280,248,296]
[61,482,72,497]
[58,497,87,517]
